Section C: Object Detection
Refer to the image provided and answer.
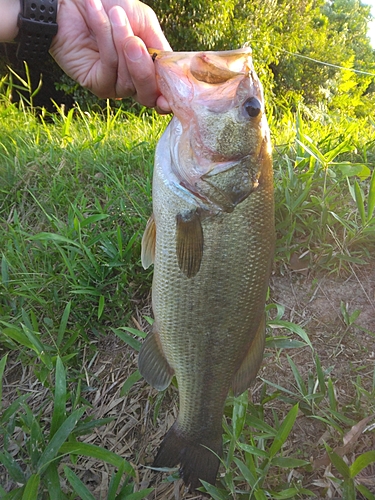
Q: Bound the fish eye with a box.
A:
[244,97,261,118]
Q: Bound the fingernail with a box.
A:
[109,6,126,26]
[125,39,143,62]
[90,0,103,11]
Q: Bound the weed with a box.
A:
[0,82,374,498]
[0,355,148,499]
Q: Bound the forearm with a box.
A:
[0,0,21,42]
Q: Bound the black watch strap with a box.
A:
[16,0,58,63]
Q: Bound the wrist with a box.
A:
[0,0,21,42]
[16,0,59,63]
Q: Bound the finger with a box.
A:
[136,2,172,51]
[108,2,172,106]
[84,0,118,97]
[156,95,172,115]
[124,2,172,109]
[123,36,161,107]
[109,6,135,98]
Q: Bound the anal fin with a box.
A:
[176,210,204,278]
[232,315,266,396]
[141,214,156,269]
[138,327,174,390]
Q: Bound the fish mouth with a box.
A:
[148,46,252,58]
[148,47,254,84]
[148,47,263,116]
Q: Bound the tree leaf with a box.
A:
[1,255,9,286]
[21,474,40,500]
[267,488,300,499]
[122,490,154,500]
[63,466,96,500]
[0,450,26,483]
[354,180,366,226]
[50,357,67,437]
[233,457,257,486]
[271,456,310,468]
[2,326,34,350]
[120,369,142,397]
[79,214,109,228]
[266,338,308,349]
[269,404,299,458]
[30,232,80,247]
[45,464,65,500]
[367,167,375,222]
[198,481,229,500]
[112,328,145,351]
[268,320,312,349]
[37,407,86,470]
[0,354,8,409]
[350,451,375,478]
[232,390,248,440]
[21,324,53,370]
[335,163,371,179]
[287,355,307,396]
[59,442,134,474]
[327,449,351,479]
[238,443,268,458]
[57,301,71,347]
[98,294,105,320]
[108,462,126,500]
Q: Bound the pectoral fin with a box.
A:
[141,214,156,269]
[176,210,204,278]
[232,315,266,396]
[138,326,174,391]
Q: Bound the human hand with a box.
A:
[50,0,172,112]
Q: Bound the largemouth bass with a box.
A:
[140,47,275,491]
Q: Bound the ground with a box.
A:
[1,262,374,499]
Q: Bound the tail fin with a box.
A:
[153,422,222,491]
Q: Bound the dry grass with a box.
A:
[1,98,374,498]
[2,263,374,499]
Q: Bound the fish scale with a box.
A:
[139,48,275,491]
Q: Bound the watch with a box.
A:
[16,0,58,63]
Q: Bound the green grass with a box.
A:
[0,98,167,331]
[0,81,374,499]
[271,108,375,274]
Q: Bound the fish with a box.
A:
[139,47,275,491]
